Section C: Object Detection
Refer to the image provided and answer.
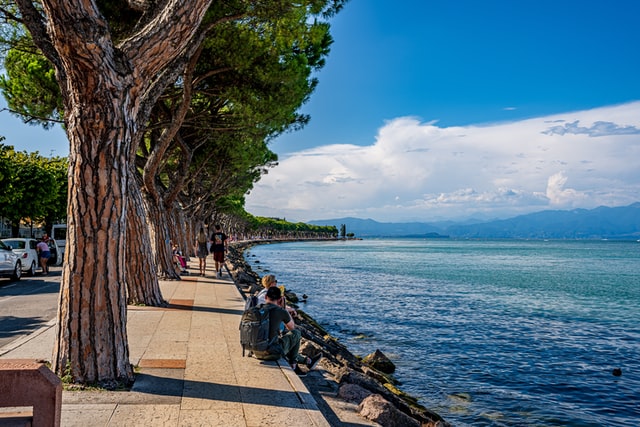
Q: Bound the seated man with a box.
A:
[263,286,321,375]
[257,274,297,318]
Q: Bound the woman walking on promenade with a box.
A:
[195,228,208,276]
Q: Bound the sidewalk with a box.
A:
[0,265,330,427]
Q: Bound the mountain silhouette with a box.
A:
[309,203,640,239]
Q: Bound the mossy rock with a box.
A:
[363,349,395,374]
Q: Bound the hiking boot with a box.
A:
[293,365,307,377]
[306,353,322,370]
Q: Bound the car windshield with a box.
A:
[0,240,10,250]
[3,240,25,250]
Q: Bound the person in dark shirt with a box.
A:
[263,286,321,375]
[210,224,227,278]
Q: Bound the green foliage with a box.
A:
[249,215,337,236]
[143,0,340,223]
[0,143,14,207]
[0,144,68,233]
[0,36,64,127]
[1,0,347,229]
[94,0,142,41]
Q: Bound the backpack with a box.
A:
[243,294,259,311]
[239,304,281,360]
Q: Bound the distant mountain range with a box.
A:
[309,203,640,239]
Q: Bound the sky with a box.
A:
[2,1,640,223]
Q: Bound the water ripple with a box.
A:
[248,240,640,426]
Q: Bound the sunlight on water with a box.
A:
[247,239,640,427]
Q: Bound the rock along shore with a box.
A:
[226,240,451,427]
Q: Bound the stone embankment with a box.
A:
[226,241,451,427]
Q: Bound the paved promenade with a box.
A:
[0,266,330,426]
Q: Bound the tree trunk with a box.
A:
[144,192,181,280]
[170,205,190,258]
[126,175,165,306]
[53,99,134,387]
[15,0,214,386]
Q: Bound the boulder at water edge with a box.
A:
[363,349,396,374]
[358,394,420,427]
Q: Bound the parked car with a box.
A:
[47,238,63,266]
[52,223,67,261]
[0,239,21,281]
[1,238,40,276]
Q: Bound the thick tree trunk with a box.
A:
[15,0,214,386]
[53,100,134,386]
[144,193,181,280]
[126,175,165,306]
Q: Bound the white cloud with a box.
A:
[246,102,640,222]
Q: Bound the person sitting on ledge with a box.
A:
[257,274,297,318]
[263,286,321,375]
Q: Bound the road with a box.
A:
[0,266,61,349]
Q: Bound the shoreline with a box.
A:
[225,240,450,427]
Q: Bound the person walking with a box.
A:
[210,224,228,278]
[195,228,208,276]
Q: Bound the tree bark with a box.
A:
[53,95,134,386]
[126,174,165,306]
[144,192,182,280]
[15,0,213,385]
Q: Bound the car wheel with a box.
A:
[28,261,36,277]
[11,261,22,281]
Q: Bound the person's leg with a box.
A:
[279,329,303,366]
[214,251,223,276]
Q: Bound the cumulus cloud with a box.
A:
[246,102,640,222]
[545,171,588,206]
[543,120,640,137]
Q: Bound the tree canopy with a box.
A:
[0,0,346,387]
[0,144,67,235]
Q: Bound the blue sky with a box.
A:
[268,0,640,154]
[3,1,640,222]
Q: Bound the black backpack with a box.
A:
[239,304,281,360]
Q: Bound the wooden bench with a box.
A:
[0,360,61,427]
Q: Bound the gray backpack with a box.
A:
[239,304,281,360]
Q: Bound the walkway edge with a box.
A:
[0,318,56,357]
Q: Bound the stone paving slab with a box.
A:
[0,265,330,427]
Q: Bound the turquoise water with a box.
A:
[246,239,640,427]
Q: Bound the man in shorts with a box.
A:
[210,224,228,278]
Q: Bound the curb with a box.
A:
[0,318,56,357]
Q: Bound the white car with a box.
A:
[0,239,21,281]
[1,238,40,276]
[51,223,67,261]
[47,238,63,266]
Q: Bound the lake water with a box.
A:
[245,239,640,427]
